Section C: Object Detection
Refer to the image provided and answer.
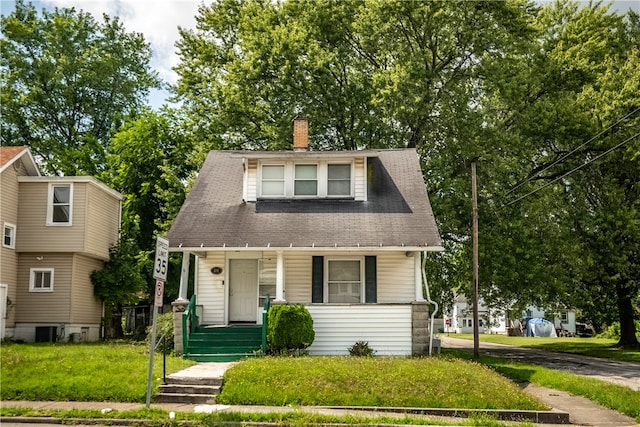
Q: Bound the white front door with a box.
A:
[229,259,258,322]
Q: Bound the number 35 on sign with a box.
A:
[153,236,169,281]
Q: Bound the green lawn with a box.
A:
[0,341,195,402]
[218,355,547,410]
[447,334,640,362]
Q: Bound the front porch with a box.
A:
[174,294,431,359]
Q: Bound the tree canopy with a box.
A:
[0,0,160,175]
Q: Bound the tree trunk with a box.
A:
[615,282,639,348]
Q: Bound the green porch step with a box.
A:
[185,325,263,362]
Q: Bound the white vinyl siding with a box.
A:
[306,305,412,356]
[375,253,415,303]
[196,253,226,324]
[280,253,311,302]
[282,252,414,304]
[354,157,366,200]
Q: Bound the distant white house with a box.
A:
[443,295,576,335]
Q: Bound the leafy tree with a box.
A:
[174,0,532,153]
[100,108,196,304]
[477,1,640,346]
[0,0,160,175]
[91,238,146,339]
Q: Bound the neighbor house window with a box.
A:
[327,259,361,303]
[3,223,16,249]
[30,268,54,292]
[560,311,568,322]
[47,184,72,225]
[294,164,317,196]
[260,165,285,197]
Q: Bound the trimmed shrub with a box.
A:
[267,304,315,354]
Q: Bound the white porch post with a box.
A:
[178,252,190,301]
[275,250,285,302]
[414,252,425,301]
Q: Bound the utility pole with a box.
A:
[471,161,480,358]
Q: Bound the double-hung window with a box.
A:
[48,184,73,225]
[260,165,285,197]
[327,259,361,303]
[327,164,351,196]
[294,164,317,196]
[30,268,54,292]
[3,223,16,249]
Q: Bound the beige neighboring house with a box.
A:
[0,146,122,342]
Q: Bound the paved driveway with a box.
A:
[440,336,640,391]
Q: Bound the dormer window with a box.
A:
[261,165,285,197]
[328,164,351,196]
[294,164,317,196]
[259,161,353,199]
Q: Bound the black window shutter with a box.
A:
[365,256,377,303]
[312,256,324,303]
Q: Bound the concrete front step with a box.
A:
[159,384,220,395]
[155,392,216,404]
[155,376,221,404]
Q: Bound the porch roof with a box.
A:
[168,148,442,251]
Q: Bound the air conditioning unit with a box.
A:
[35,326,57,343]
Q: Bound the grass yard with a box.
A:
[448,334,640,362]
[0,341,195,402]
[447,349,640,422]
[217,356,547,410]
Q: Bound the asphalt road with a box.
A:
[440,336,640,391]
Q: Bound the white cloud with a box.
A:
[42,0,202,86]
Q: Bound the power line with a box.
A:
[503,131,640,208]
[504,107,640,197]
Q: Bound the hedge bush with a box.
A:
[267,304,315,354]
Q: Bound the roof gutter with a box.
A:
[169,245,444,253]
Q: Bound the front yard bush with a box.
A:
[267,304,314,354]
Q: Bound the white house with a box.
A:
[167,118,443,360]
[443,294,577,336]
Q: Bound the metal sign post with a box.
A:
[146,236,169,407]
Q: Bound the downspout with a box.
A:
[421,252,438,356]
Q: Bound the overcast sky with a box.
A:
[1,0,639,108]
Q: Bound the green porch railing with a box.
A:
[261,295,271,353]
[182,294,197,357]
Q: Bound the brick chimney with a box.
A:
[293,116,308,151]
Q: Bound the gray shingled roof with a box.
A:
[168,149,442,250]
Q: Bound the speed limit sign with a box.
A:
[153,236,169,281]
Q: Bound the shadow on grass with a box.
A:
[442,349,538,383]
